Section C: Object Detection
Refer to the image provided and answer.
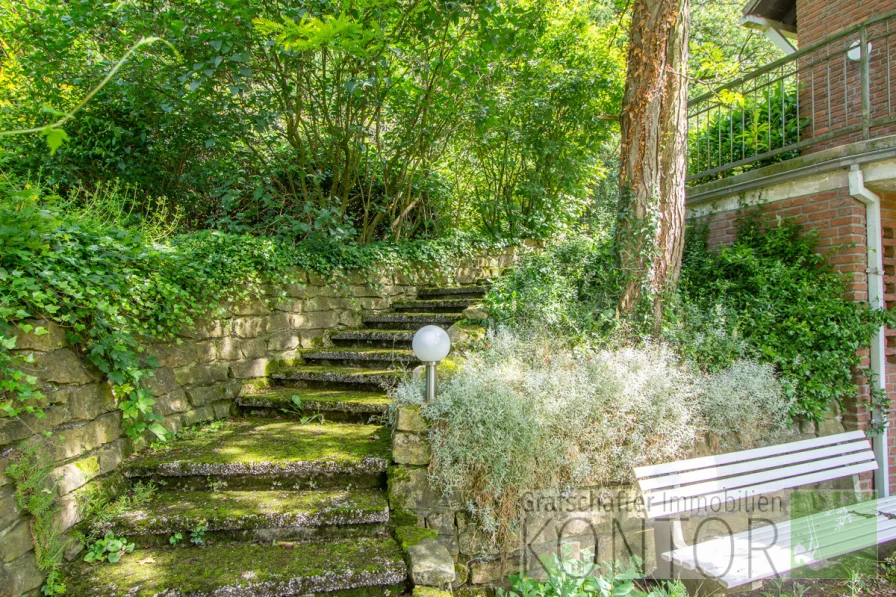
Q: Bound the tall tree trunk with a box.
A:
[615,0,689,327]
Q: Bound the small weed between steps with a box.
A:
[279,395,327,424]
[79,481,158,534]
[168,520,207,547]
[150,420,226,452]
[83,532,135,564]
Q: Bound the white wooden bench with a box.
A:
[634,431,896,590]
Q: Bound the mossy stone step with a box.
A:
[107,489,389,546]
[67,538,407,597]
[270,365,404,389]
[237,388,389,422]
[361,313,462,330]
[301,347,418,368]
[391,298,476,313]
[123,418,391,490]
[417,285,487,299]
[329,329,415,348]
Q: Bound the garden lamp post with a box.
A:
[412,325,451,402]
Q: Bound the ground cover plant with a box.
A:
[0,176,508,440]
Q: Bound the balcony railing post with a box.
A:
[861,25,871,140]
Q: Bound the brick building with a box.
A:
[688,1,896,494]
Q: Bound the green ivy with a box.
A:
[678,212,894,421]
[0,184,506,440]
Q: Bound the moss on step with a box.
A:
[418,285,487,294]
[236,389,390,414]
[302,348,416,362]
[389,508,419,528]
[362,313,462,323]
[123,418,392,478]
[67,538,407,596]
[270,366,404,385]
[394,525,437,551]
[110,489,389,536]
[330,329,415,341]
[392,299,475,310]
[414,587,454,597]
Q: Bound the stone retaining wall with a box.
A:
[0,248,521,597]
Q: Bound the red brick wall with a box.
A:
[694,187,896,493]
[797,0,895,47]
[795,0,896,153]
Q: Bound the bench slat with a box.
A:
[726,495,896,544]
[645,460,878,518]
[663,496,896,587]
[635,431,866,479]
[669,517,896,587]
[675,496,896,555]
[637,440,871,491]
[642,451,876,505]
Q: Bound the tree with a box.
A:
[615,0,690,326]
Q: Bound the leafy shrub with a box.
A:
[486,238,620,341]
[698,359,792,449]
[0,0,622,243]
[393,328,701,540]
[689,84,809,183]
[679,213,893,420]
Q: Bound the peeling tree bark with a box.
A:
[616,0,689,326]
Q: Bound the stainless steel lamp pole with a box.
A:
[412,325,451,403]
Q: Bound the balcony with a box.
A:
[688,9,896,187]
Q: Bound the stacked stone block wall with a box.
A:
[0,249,519,596]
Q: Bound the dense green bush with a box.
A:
[678,213,892,421]
[485,238,620,341]
[0,179,504,439]
[688,84,808,183]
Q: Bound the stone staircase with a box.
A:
[67,285,487,596]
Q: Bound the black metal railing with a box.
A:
[688,10,896,184]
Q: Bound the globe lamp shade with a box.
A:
[412,325,451,363]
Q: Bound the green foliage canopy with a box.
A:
[0,0,624,242]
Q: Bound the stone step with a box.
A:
[329,329,415,348]
[362,312,462,330]
[417,285,488,299]
[271,365,404,391]
[106,488,389,546]
[391,298,477,313]
[68,538,407,597]
[123,418,391,491]
[301,347,418,369]
[237,388,390,422]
